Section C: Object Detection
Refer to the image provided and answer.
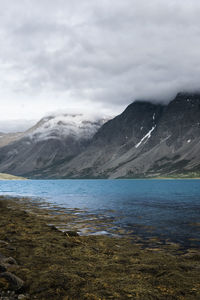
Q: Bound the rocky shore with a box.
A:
[0,197,199,300]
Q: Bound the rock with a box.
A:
[50,225,58,231]
[6,246,16,251]
[2,257,18,266]
[0,240,8,247]
[0,272,24,291]
[65,231,79,237]
[0,264,7,272]
[18,294,28,300]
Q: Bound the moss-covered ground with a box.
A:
[0,197,199,299]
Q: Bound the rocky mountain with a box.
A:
[49,92,200,179]
[0,114,107,177]
[0,92,200,179]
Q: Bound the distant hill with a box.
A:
[0,173,26,180]
[0,132,24,147]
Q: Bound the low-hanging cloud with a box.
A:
[1,0,200,130]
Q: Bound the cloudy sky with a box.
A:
[1,0,200,131]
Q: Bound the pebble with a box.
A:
[0,292,29,300]
[0,290,16,300]
[18,295,27,300]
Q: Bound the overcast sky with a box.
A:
[1,0,200,131]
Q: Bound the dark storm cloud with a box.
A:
[1,0,200,125]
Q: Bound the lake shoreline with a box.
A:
[1,176,200,180]
[0,196,200,299]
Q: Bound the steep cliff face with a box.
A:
[55,92,200,178]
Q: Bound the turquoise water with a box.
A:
[0,179,200,247]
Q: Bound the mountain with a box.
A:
[50,92,200,179]
[0,114,107,177]
[0,92,200,179]
[0,132,24,147]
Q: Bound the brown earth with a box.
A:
[0,197,199,300]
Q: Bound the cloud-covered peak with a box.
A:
[1,0,200,124]
[27,113,109,141]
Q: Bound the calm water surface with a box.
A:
[0,179,200,247]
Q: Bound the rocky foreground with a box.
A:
[0,197,199,300]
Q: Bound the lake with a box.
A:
[0,179,200,248]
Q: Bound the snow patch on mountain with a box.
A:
[135,125,156,148]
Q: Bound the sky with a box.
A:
[1,0,200,132]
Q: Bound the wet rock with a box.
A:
[0,272,24,291]
[65,231,79,237]
[50,225,57,231]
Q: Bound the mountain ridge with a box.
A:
[0,92,200,178]
[0,114,108,177]
[51,92,200,179]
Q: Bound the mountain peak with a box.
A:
[0,91,200,178]
[26,113,109,141]
[175,91,200,101]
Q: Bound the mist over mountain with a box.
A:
[0,92,199,179]
[0,114,108,177]
[50,92,199,179]
[1,1,200,125]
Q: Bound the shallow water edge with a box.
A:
[0,196,200,299]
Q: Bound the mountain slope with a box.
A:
[0,132,24,147]
[0,114,107,177]
[0,172,26,180]
[54,92,200,178]
[0,92,200,179]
